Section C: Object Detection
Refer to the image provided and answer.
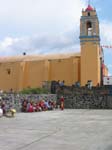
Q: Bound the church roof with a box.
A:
[85,5,94,11]
[0,53,81,63]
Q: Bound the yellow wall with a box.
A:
[0,49,107,91]
[0,56,80,91]
[0,62,21,91]
[49,57,80,85]
[82,10,97,17]
[22,60,50,89]
[81,42,101,86]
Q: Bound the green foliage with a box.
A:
[20,87,49,94]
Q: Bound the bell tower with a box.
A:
[80,4,101,86]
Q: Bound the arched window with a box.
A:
[87,21,92,29]
[88,12,90,16]
[86,21,92,36]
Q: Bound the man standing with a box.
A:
[60,96,64,110]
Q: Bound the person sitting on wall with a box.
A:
[59,81,65,91]
[87,80,92,89]
[77,81,80,88]
[59,81,64,87]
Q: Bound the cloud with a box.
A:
[0,0,86,28]
[0,29,80,56]
[100,20,112,75]
[100,21,112,45]
[0,0,86,41]
[0,0,112,60]
[0,0,85,56]
[0,0,111,75]
[108,64,112,69]
[0,0,86,56]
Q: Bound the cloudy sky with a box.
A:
[0,0,112,74]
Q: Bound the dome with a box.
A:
[86,5,94,11]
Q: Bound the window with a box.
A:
[87,21,92,29]
[86,21,92,36]
[88,12,90,16]
[6,69,11,75]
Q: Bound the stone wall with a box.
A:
[62,95,112,109]
[0,94,57,112]
[1,86,112,111]
[57,86,112,109]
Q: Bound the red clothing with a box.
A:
[60,97,64,110]
[28,105,33,112]
[60,98,64,102]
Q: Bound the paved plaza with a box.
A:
[0,109,112,150]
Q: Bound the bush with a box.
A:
[20,87,49,94]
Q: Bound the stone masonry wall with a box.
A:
[57,86,112,109]
[0,94,57,112]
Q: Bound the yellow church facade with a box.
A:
[0,54,81,91]
[0,5,108,92]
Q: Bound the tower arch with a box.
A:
[86,21,92,35]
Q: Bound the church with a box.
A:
[0,4,108,92]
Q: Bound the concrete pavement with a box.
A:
[0,109,112,150]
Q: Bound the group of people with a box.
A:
[51,80,65,94]
[21,96,65,112]
[0,95,65,117]
[21,99,56,112]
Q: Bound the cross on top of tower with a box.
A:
[86,0,94,11]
